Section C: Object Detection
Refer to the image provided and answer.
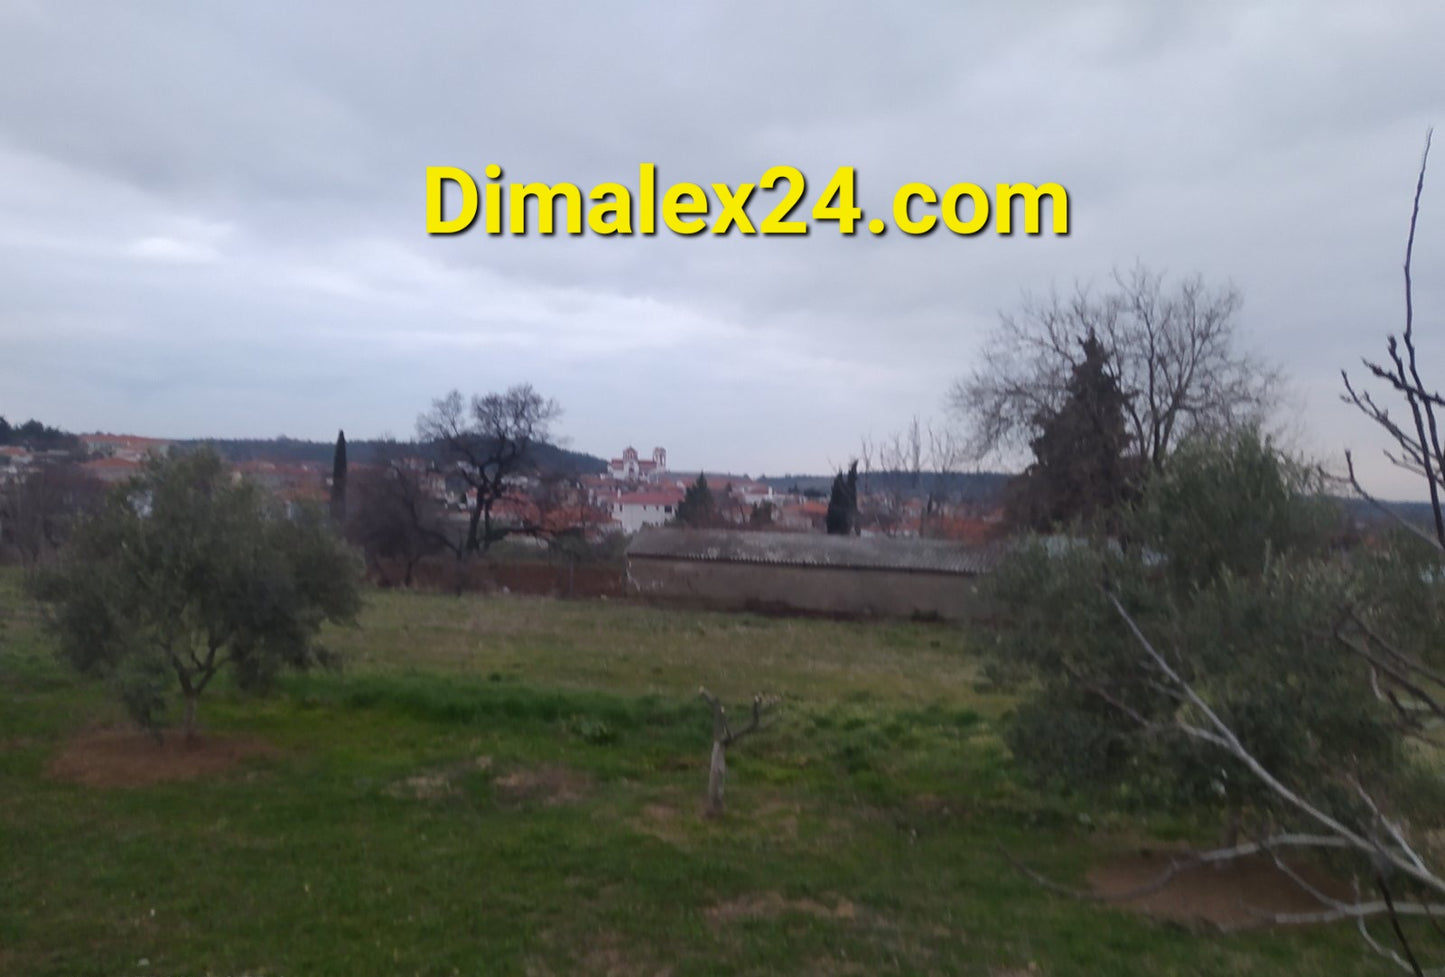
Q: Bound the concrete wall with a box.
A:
[627,556,986,621]
[372,558,627,597]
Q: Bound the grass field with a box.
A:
[0,569,1391,975]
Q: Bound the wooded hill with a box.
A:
[183,437,608,475]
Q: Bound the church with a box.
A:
[607,446,667,482]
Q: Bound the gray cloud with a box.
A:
[0,1,1442,495]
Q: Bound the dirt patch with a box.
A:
[1087,849,1352,932]
[628,793,696,847]
[493,765,592,806]
[752,800,801,841]
[706,891,860,924]
[575,940,672,977]
[385,756,492,800]
[523,931,671,977]
[46,727,279,788]
[641,802,678,823]
[386,772,457,800]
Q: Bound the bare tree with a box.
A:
[869,416,967,536]
[699,687,775,818]
[416,385,562,557]
[531,471,617,594]
[1339,126,1445,786]
[347,455,450,587]
[1343,130,1445,554]
[1231,143,1445,972]
[0,463,106,565]
[951,265,1280,472]
[854,436,895,535]
[531,471,612,543]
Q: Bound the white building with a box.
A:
[612,488,684,532]
[79,433,172,462]
[608,446,667,482]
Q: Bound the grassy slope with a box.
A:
[0,571,1385,976]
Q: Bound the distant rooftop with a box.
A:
[616,489,684,506]
[626,528,1003,575]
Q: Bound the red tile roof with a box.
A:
[616,490,684,506]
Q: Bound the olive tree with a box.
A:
[987,430,1362,819]
[992,430,1445,963]
[32,449,363,742]
[699,687,776,818]
[1000,138,1445,974]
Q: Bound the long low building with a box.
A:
[625,528,1002,621]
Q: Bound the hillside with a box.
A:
[184,437,608,475]
[1335,495,1440,532]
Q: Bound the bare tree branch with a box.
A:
[698,687,776,817]
[951,267,1279,469]
[1343,129,1445,550]
[416,384,561,558]
[1107,592,1445,901]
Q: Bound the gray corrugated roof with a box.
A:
[626,528,1002,575]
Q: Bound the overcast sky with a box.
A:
[1,2,1441,497]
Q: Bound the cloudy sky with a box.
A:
[1,2,1441,496]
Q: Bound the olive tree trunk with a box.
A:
[699,688,774,818]
[183,692,199,745]
[706,739,728,817]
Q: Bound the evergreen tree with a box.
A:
[330,429,348,525]
[825,460,859,535]
[0,417,77,452]
[675,474,717,528]
[1005,333,1134,531]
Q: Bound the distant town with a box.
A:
[0,429,1008,543]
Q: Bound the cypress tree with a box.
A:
[330,429,348,525]
[1006,332,1134,531]
[825,460,860,535]
[675,473,717,527]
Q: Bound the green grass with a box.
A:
[0,571,1393,975]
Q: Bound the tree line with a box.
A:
[16,380,587,742]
